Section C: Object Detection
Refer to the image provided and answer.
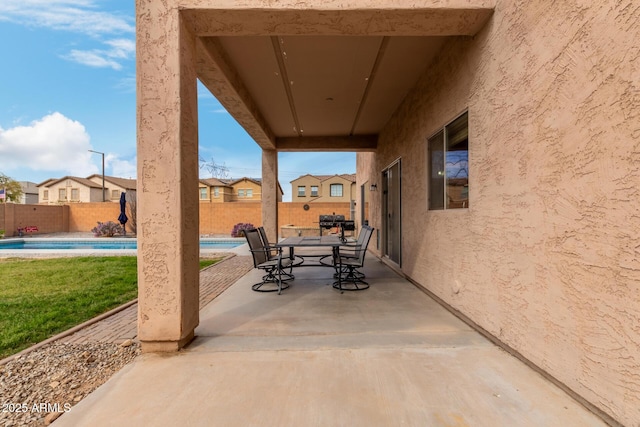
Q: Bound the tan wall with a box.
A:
[41,181,103,204]
[68,203,124,233]
[291,176,321,202]
[199,201,263,235]
[229,179,263,202]
[361,2,640,425]
[278,202,353,229]
[198,201,354,236]
[292,176,355,203]
[1,203,69,237]
[2,202,354,237]
[320,177,355,203]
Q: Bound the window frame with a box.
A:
[43,190,49,200]
[111,190,120,199]
[199,188,208,200]
[310,185,319,197]
[71,188,80,201]
[213,187,219,197]
[297,186,306,197]
[238,189,246,198]
[58,188,67,200]
[427,110,469,211]
[246,188,253,198]
[330,183,343,197]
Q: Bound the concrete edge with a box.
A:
[0,299,139,366]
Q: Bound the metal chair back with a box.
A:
[352,226,374,265]
[245,228,268,266]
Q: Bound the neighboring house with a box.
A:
[199,177,283,202]
[291,174,356,203]
[38,175,137,204]
[38,176,104,204]
[198,178,234,202]
[18,181,39,204]
[87,175,137,202]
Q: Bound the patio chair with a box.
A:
[244,228,292,294]
[257,226,303,274]
[324,225,371,279]
[333,226,374,293]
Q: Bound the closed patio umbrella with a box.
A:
[118,192,128,236]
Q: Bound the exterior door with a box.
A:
[382,159,401,266]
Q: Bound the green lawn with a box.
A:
[0,256,221,359]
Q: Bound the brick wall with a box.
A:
[200,202,263,236]
[199,202,355,236]
[1,202,360,237]
[68,203,123,232]
[1,204,68,237]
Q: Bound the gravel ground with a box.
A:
[0,341,140,426]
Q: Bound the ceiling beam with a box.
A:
[196,37,276,150]
[182,2,495,37]
[270,36,302,137]
[350,36,389,136]
[276,135,378,152]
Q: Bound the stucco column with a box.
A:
[261,149,279,241]
[136,1,200,352]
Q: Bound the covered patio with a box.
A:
[135,0,495,352]
[133,0,639,425]
[54,254,605,426]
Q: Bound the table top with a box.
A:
[277,235,343,247]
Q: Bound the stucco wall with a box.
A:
[68,203,124,233]
[363,1,639,425]
[0,204,69,236]
[199,201,354,236]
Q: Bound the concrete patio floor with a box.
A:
[54,254,606,426]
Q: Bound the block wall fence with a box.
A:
[0,202,366,237]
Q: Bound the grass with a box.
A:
[0,256,222,359]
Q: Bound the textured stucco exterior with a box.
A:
[359,2,640,425]
[137,0,637,424]
[291,174,356,203]
[136,0,200,351]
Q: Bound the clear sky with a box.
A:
[0,1,355,201]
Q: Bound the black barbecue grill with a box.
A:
[319,214,354,240]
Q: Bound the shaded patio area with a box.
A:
[54,254,605,426]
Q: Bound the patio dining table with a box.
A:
[276,235,344,268]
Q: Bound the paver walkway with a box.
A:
[60,255,253,345]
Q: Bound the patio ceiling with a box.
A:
[186,3,495,151]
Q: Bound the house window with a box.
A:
[111,190,120,199]
[428,111,469,210]
[59,188,67,200]
[246,189,253,198]
[71,188,80,201]
[238,189,245,198]
[330,184,343,197]
[298,186,305,197]
[311,186,318,197]
[199,188,208,199]
[43,190,49,200]
[213,187,219,197]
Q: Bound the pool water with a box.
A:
[0,239,243,250]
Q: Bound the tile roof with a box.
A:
[199,178,232,187]
[42,176,103,188]
[291,173,356,183]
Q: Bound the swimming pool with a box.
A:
[0,238,244,251]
